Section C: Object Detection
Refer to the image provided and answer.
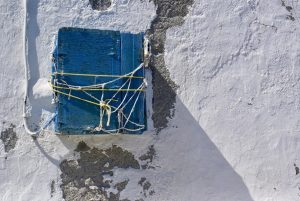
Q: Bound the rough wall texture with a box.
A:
[0,123,17,153]
[89,0,112,11]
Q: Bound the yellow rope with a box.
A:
[51,63,145,132]
[49,83,145,92]
[52,72,144,79]
[51,88,117,109]
[51,65,144,129]
[105,98,118,102]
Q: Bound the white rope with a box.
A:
[107,78,131,106]
[122,89,143,129]
[122,113,145,127]
[109,76,133,113]
[120,82,145,110]
[54,63,146,133]
[119,79,147,132]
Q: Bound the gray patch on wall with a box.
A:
[89,0,111,11]
[0,123,18,152]
[138,177,154,197]
[60,143,140,201]
[60,142,157,201]
[146,0,194,132]
[50,180,55,197]
[139,145,156,169]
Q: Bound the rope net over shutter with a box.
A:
[51,28,147,135]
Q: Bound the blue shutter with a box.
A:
[52,27,146,134]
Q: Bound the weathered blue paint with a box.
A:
[52,27,146,134]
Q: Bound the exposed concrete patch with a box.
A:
[114,180,129,192]
[143,181,151,191]
[50,180,55,197]
[146,0,194,131]
[109,180,129,201]
[89,0,112,11]
[75,141,91,152]
[294,163,299,175]
[138,177,146,186]
[139,145,156,169]
[138,177,154,197]
[60,143,140,201]
[0,123,18,152]
[149,190,155,196]
[281,0,295,21]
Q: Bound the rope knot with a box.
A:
[99,101,112,128]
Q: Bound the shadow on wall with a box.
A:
[151,72,254,201]
[144,0,254,198]
[34,71,254,201]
